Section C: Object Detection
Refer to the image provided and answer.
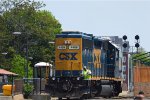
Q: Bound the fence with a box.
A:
[134,67,150,97]
[14,78,46,95]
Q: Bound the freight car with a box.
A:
[45,31,122,99]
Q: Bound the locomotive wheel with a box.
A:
[114,92,119,96]
[80,94,88,100]
[80,94,92,99]
[58,98,62,100]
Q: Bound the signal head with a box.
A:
[123,43,127,48]
[135,35,139,40]
[135,43,140,48]
[123,35,127,40]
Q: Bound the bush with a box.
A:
[23,83,34,98]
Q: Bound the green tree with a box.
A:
[132,52,150,66]
[11,54,32,78]
[0,0,45,14]
[0,0,62,70]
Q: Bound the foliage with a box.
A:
[132,52,150,66]
[0,0,62,71]
[11,54,33,78]
[0,0,45,14]
[23,83,34,97]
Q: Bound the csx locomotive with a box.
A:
[46,31,122,99]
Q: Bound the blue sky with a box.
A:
[37,0,150,51]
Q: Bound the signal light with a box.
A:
[123,35,127,40]
[123,43,127,48]
[135,43,140,48]
[135,35,139,40]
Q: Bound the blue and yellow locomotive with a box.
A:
[46,31,122,99]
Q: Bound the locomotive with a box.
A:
[45,31,122,99]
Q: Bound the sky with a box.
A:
[36,0,150,51]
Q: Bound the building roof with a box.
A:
[34,62,52,67]
[0,69,18,76]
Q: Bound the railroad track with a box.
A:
[88,96,133,100]
[50,96,134,100]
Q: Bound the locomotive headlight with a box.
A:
[77,77,80,80]
[64,40,68,44]
[52,77,55,80]
[68,40,71,45]
[64,40,72,45]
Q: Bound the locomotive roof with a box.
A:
[109,41,119,50]
[93,36,119,50]
[56,31,119,50]
[56,31,93,40]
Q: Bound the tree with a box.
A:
[132,52,150,66]
[0,0,62,70]
[11,54,32,78]
[0,0,45,14]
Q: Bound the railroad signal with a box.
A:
[123,35,127,40]
[135,35,139,40]
[134,35,140,53]
[123,43,127,48]
[122,35,128,48]
[135,43,140,48]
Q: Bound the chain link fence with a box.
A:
[14,78,46,95]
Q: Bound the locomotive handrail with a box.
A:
[88,62,115,65]
[87,62,116,78]
[71,62,73,77]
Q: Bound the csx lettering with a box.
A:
[59,53,77,60]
